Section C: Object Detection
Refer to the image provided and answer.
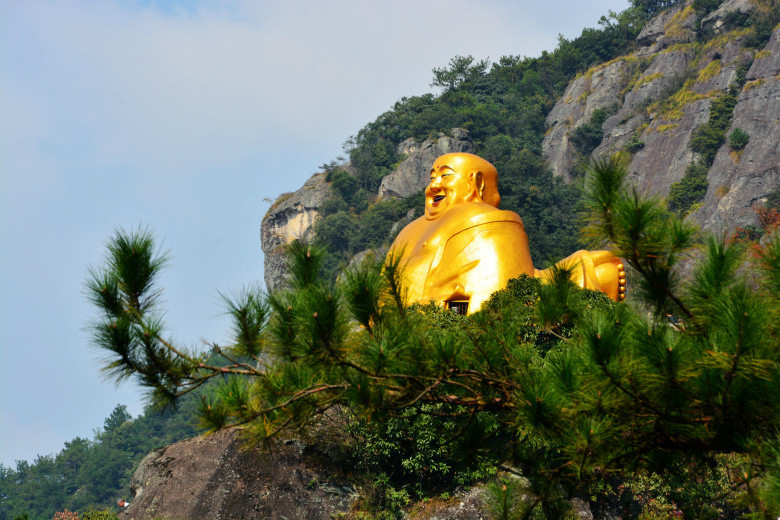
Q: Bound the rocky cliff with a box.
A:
[260,172,333,292]
[260,129,473,291]
[542,0,780,233]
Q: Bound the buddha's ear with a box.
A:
[469,171,485,201]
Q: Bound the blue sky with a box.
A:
[0,0,630,467]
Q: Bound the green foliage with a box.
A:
[348,137,401,194]
[729,127,750,150]
[669,77,746,215]
[570,104,619,157]
[631,0,686,16]
[689,88,739,165]
[692,0,724,15]
[348,404,499,496]
[430,55,490,91]
[624,133,645,153]
[315,211,358,253]
[667,163,709,214]
[328,168,358,201]
[80,507,119,520]
[484,478,534,520]
[743,3,780,49]
[767,187,780,210]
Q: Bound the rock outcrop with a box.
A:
[377,128,474,199]
[542,0,779,234]
[260,172,333,292]
[542,58,634,182]
[694,24,780,232]
[701,0,759,33]
[120,429,357,520]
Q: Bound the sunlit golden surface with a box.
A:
[388,153,626,314]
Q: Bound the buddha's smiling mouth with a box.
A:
[433,195,445,203]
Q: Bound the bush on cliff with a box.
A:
[85,157,780,516]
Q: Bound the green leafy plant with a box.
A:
[667,163,709,214]
[729,127,750,150]
[625,133,645,153]
[80,507,118,520]
[570,104,620,157]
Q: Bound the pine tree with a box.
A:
[86,157,780,515]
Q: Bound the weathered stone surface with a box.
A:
[701,0,758,33]
[636,2,696,48]
[593,31,754,196]
[120,429,357,520]
[377,128,473,199]
[542,58,631,181]
[545,1,778,227]
[631,97,714,196]
[598,48,695,153]
[261,171,333,292]
[693,25,780,233]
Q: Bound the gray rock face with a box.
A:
[701,0,758,33]
[261,172,333,292]
[543,2,778,236]
[377,128,474,199]
[543,58,632,182]
[120,429,357,520]
[636,1,696,49]
[693,25,780,233]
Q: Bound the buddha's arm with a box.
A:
[535,250,626,301]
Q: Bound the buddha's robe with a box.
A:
[389,201,534,314]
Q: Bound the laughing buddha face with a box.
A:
[424,153,500,220]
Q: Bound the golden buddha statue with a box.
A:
[388,152,626,314]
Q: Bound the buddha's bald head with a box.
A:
[424,153,500,220]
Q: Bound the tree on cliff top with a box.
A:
[85,157,780,515]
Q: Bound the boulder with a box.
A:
[377,128,474,199]
[120,429,357,520]
[636,2,696,49]
[120,428,595,520]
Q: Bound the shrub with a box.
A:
[728,127,749,150]
[668,166,708,214]
[81,507,119,520]
[570,104,619,156]
[689,90,738,165]
[625,133,645,153]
